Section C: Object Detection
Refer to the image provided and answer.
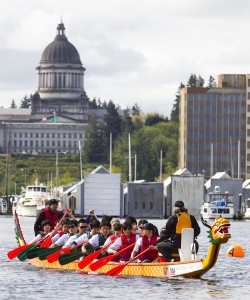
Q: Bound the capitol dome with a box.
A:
[36,22,86,103]
[40,23,81,64]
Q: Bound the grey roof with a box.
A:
[0,108,31,115]
[40,23,82,65]
[91,166,110,174]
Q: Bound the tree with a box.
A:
[131,103,141,116]
[89,98,98,109]
[187,74,198,87]
[83,116,107,163]
[170,82,185,123]
[145,113,168,126]
[20,95,32,108]
[207,75,217,88]
[104,100,122,140]
[10,100,17,108]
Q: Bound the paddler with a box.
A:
[81,220,111,259]
[34,199,75,236]
[156,200,200,261]
[130,223,159,262]
[106,222,139,262]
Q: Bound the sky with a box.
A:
[1,0,250,117]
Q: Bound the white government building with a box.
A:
[0,22,102,155]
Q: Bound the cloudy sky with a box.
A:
[1,0,250,117]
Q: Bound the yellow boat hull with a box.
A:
[29,258,204,278]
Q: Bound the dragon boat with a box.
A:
[12,213,231,278]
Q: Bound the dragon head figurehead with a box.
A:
[202,217,231,244]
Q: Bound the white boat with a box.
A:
[13,184,50,217]
[200,186,235,219]
[244,198,250,219]
[0,198,8,214]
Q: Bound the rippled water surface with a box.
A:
[1,216,249,300]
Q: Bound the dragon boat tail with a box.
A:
[12,213,231,278]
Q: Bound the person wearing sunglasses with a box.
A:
[72,220,100,248]
[63,218,88,248]
[137,219,148,236]
[50,220,79,248]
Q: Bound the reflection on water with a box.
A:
[0,216,250,300]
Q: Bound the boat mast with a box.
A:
[5,115,12,213]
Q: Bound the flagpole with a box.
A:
[79,140,83,180]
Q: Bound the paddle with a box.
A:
[47,239,89,263]
[105,247,150,276]
[78,237,118,270]
[7,235,45,260]
[89,243,135,271]
[59,251,84,265]
[17,244,39,262]
[14,236,47,261]
[26,246,60,260]
[8,244,32,260]
[39,208,69,248]
[38,247,61,261]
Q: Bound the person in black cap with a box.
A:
[34,198,75,236]
[156,200,200,261]
[130,222,159,262]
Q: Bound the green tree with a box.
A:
[145,113,168,126]
[187,74,198,87]
[104,100,122,140]
[131,103,141,116]
[20,95,32,108]
[83,116,107,163]
[170,82,185,123]
[10,100,17,108]
[89,97,98,109]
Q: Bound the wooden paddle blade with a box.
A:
[47,248,71,263]
[7,244,29,260]
[59,251,83,266]
[38,247,60,261]
[17,244,38,261]
[89,255,114,271]
[106,264,126,276]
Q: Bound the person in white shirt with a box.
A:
[72,220,100,247]
[29,220,51,243]
[107,222,140,262]
[81,221,111,258]
[131,223,159,263]
[50,220,78,248]
[63,219,88,248]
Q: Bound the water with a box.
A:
[0,216,249,300]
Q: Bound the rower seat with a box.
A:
[178,228,196,261]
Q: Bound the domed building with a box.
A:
[31,22,88,123]
[0,23,93,155]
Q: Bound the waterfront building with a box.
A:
[0,22,91,154]
[178,74,247,178]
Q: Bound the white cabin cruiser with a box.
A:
[13,184,50,217]
[200,186,235,219]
